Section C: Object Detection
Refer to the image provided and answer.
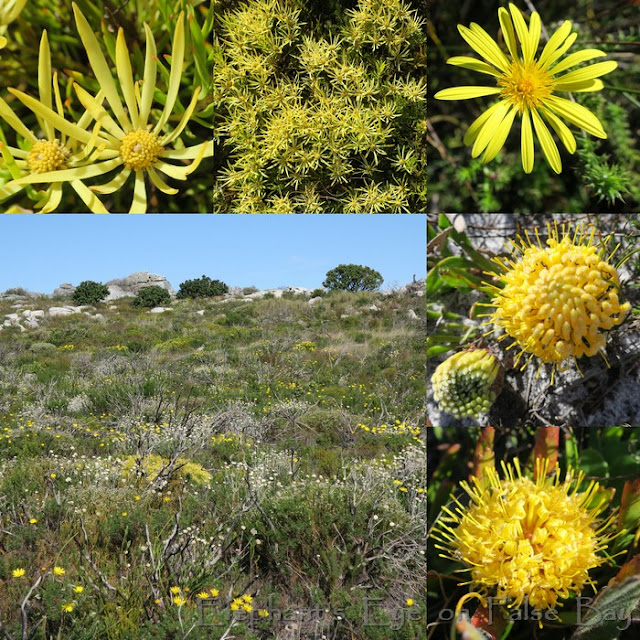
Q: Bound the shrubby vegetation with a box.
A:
[323,263,384,292]
[132,286,172,308]
[0,287,425,639]
[176,275,229,299]
[213,0,427,212]
[71,280,109,305]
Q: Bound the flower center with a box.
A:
[499,61,553,111]
[119,129,163,170]
[26,139,70,174]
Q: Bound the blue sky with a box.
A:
[0,215,425,293]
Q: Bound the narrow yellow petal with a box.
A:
[71,179,110,213]
[434,86,501,100]
[153,13,185,134]
[447,56,502,77]
[553,79,604,93]
[147,166,179,194]
[541,108,576,154]
[72,3,131,131]
[508,4,532,63]
[531,108,562,174]
[115,28,139,128]
[73,84,125,140]
[8,89,94,145]
[538,20,572,68]
[139,23,158,127]
[91,167,132,194]
[544,95,607,138]
[553,60,618,87]
[521,108,534,173]
[158,140,213,160]
[541,32,578,70]
[482,106,517,163]
[528,12,541,60]
[153,160,190,181]
[463,101,504,146]
[498,7,518,60]
[0,96,38,143]
[40,182,63,213]
[471,100,510,158]
[38,31,53,140]
[129,171,147,213]
[548,49,606,76]
[458,24,510,73]
[0,180,26,203]
[12,158,123,185]
[160,88,201,146]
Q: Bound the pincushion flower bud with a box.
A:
[431,349,503,418]
[485,222,631,384]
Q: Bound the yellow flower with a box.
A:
[170,586,181,594]
[432,457,617,611]
[196,591,210,599]
[209,588,220,597]
[430,349,503,418]
[484,222,630,384]
[241,603,253,612]
[29,518,37,524]
[50,473,56,479]
[12,568,25,578]
[173,596,186,606]
[62,603,74,613]
[73,586,84,594]
[406,599,415,607]
[230,602,240,612]
[434,3,617,173]
[242,594,253,603]
[53,566,66,576]
[258,608,269,618]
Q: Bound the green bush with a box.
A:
[176,275,229,299]
[132,286,171,308]
[72,281,109,305]
[323,264,383,292]
[213,0,427,212]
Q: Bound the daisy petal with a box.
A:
[434,86,502,100]
[521,108,534,173]
[71,179,109,213]
[147,166,179,194]
[541,108,576,153]
[482,106,517,163]
[538,20,572,68]
[91,167,132,194]
[129,171,147,213]
[528,12,541,60]
[115,28,139,129]
[39,183,63,213]
[509,4,532,63]
[498,8,518,60]
[447,56,502,77]
[531,108,562,173]
[38,31,53,140]
[554,79,604,92]
[12,158,123,185]
[458,24,509,73]
[0,97,38,144]
[548,49,606,76]
[553,60,618,88]
[545,95,607,138]
[139,24,158,128]
[471,100,511,158]
[463,101,504,146]
[541,32,578,70]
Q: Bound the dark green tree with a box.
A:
[323,264,383,292]
[176,275,229,299]
[132,286,171,308]
[72,281,109,305]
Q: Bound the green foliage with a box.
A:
[132,285,171,308]
[71,280,109,305]
[323,263,383,292]
[176,275,229,299]
[213,0,427,212]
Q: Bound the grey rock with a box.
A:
[407,309,420,320]
[23,317,39,329]
[196,310,205,316]
[52,283,75,297]
[149,307,173,313]
[367,305,380,312]
[48,307,76,317]
[308,297,322,306]
[105,272,175,300]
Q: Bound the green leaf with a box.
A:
[579,449,609,478]
[569,577,640,639]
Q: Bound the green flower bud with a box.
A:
[431,349,504,419]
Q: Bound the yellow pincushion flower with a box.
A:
[431,349,503,418]
[432,457,618,612]
[485,222,630,384]
[434,3,617,173]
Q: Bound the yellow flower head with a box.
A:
[210,588,220,597]
[173,596,186,606]
[432,457,617,612]
[61,603,75,613]
[258,608,269,618]
[53,566,66,576]
[431,349,503,418]
[485,222,630,384]
[196,591,210,599]
[12,568,25,578]
[434,3,617,173]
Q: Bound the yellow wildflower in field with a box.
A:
[435,4,617,173]
[210,588,220,597]
[173,596,186,606]
[432,457,617,611]
[258,608,269,618]
[242,603,253,612]
[197,591,210,599]
[53,566,66,576]
[11,568,25,578]
[29,518,37,524]
[484,222,630,383]
[62,603,75,613]
[406,599,415,607]
[170,586,181,595]
[73,586,84,594]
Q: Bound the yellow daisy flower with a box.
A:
[432,457,618,611]
[209,588,220,597]
[483,222,630,384]
[11,568,25,578]
[173,596,186,606]
[61,603,75,613]
[53,566,66,576]
[196,591,210,599]
[434,3,617,173]
[258,608,269,618]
